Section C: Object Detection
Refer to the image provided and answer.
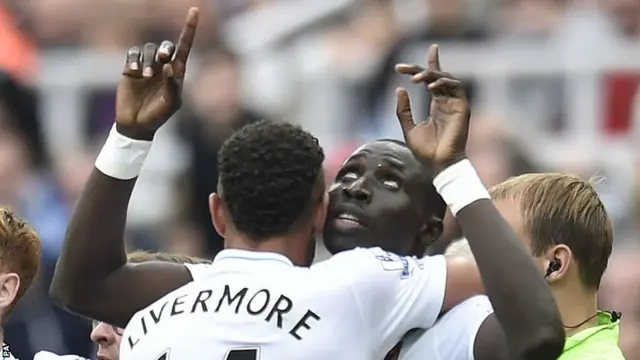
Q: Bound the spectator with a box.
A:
[178,46,266,257]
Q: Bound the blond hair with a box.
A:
[127,250,210,265]
[0,208,41,310]
[490,173,613,289]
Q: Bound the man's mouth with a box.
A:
[337,213,362,224]
[97,350,115,360]
[333,212,367,230]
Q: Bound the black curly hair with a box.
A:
[218,121,325,240]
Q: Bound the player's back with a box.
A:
[119,250,370,360]
[120,247,448,360]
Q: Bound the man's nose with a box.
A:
[90,322,117,345]
[344,178,372,203]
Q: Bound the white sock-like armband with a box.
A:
[94,125,153,180]
[433,159,491,216]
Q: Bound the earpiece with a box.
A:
[611,311,621,322]
[544,260,562,278]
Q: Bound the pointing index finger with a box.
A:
[174,7,200,65]
[427,44,441,71]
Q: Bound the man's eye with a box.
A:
[342,172,358,181]
[382,179,399,189]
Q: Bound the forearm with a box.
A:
[436,160,564,357]
[51,126,150,310]
[51,171,134,301]
[458,201,563,358]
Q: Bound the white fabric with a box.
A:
[445,238,474,259]
[432,159,490,216]
[400,295,494,360]
[33,350,89,360]
[95,125,153,180]
[184,262,214,281]
[122,247,447,360]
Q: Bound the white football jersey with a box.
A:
[399,295,494,360]
[33,351,89,360]
[119,247,447,360]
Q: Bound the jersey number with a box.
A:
[154,348,260,360]
[156,350,169,360]
[225,348,260,360]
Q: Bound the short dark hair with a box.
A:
[376,139,446,219]
[218,121,325,240]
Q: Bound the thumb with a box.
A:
[162,63,180,97]
[395,88,415,137]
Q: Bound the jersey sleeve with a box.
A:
[183,263,213,281]
[400,295,494,360]
[314,247,447,351]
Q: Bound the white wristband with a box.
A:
[94,125,153,180]
[433,159,490,216]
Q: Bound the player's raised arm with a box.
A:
[50,8,201,328]
[393,45,564,359]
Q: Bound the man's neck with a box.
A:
[554,284,599,337]
[224,232,307,266]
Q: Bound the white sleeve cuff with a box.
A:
[433,159,491,216]
[94,125,153,180]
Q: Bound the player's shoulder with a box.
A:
[432,294,493,338]
[399,295,494,360]
[315,246,440,269]
[446,295,493,318]
[311,247,445,289]
[184,262,214,281]
[126,272,200,323]
[311,247,391,275]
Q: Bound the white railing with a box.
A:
[38,42,638,225]
[38,43,640,160]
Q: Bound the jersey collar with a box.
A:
[563,311,620,352]
[214,249,294,267]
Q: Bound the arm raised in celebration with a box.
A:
[50,8,202,328]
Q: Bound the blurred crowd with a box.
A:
[1,0,640,358]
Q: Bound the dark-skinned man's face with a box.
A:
[323,140,442,256]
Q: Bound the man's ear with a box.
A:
[209,193,227,237]
[414,215,444,256]
[441,209,462,244]
[544,244,572,284]
[314,191,329,235]
[424,210,461,256]
[0,272,19,310]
